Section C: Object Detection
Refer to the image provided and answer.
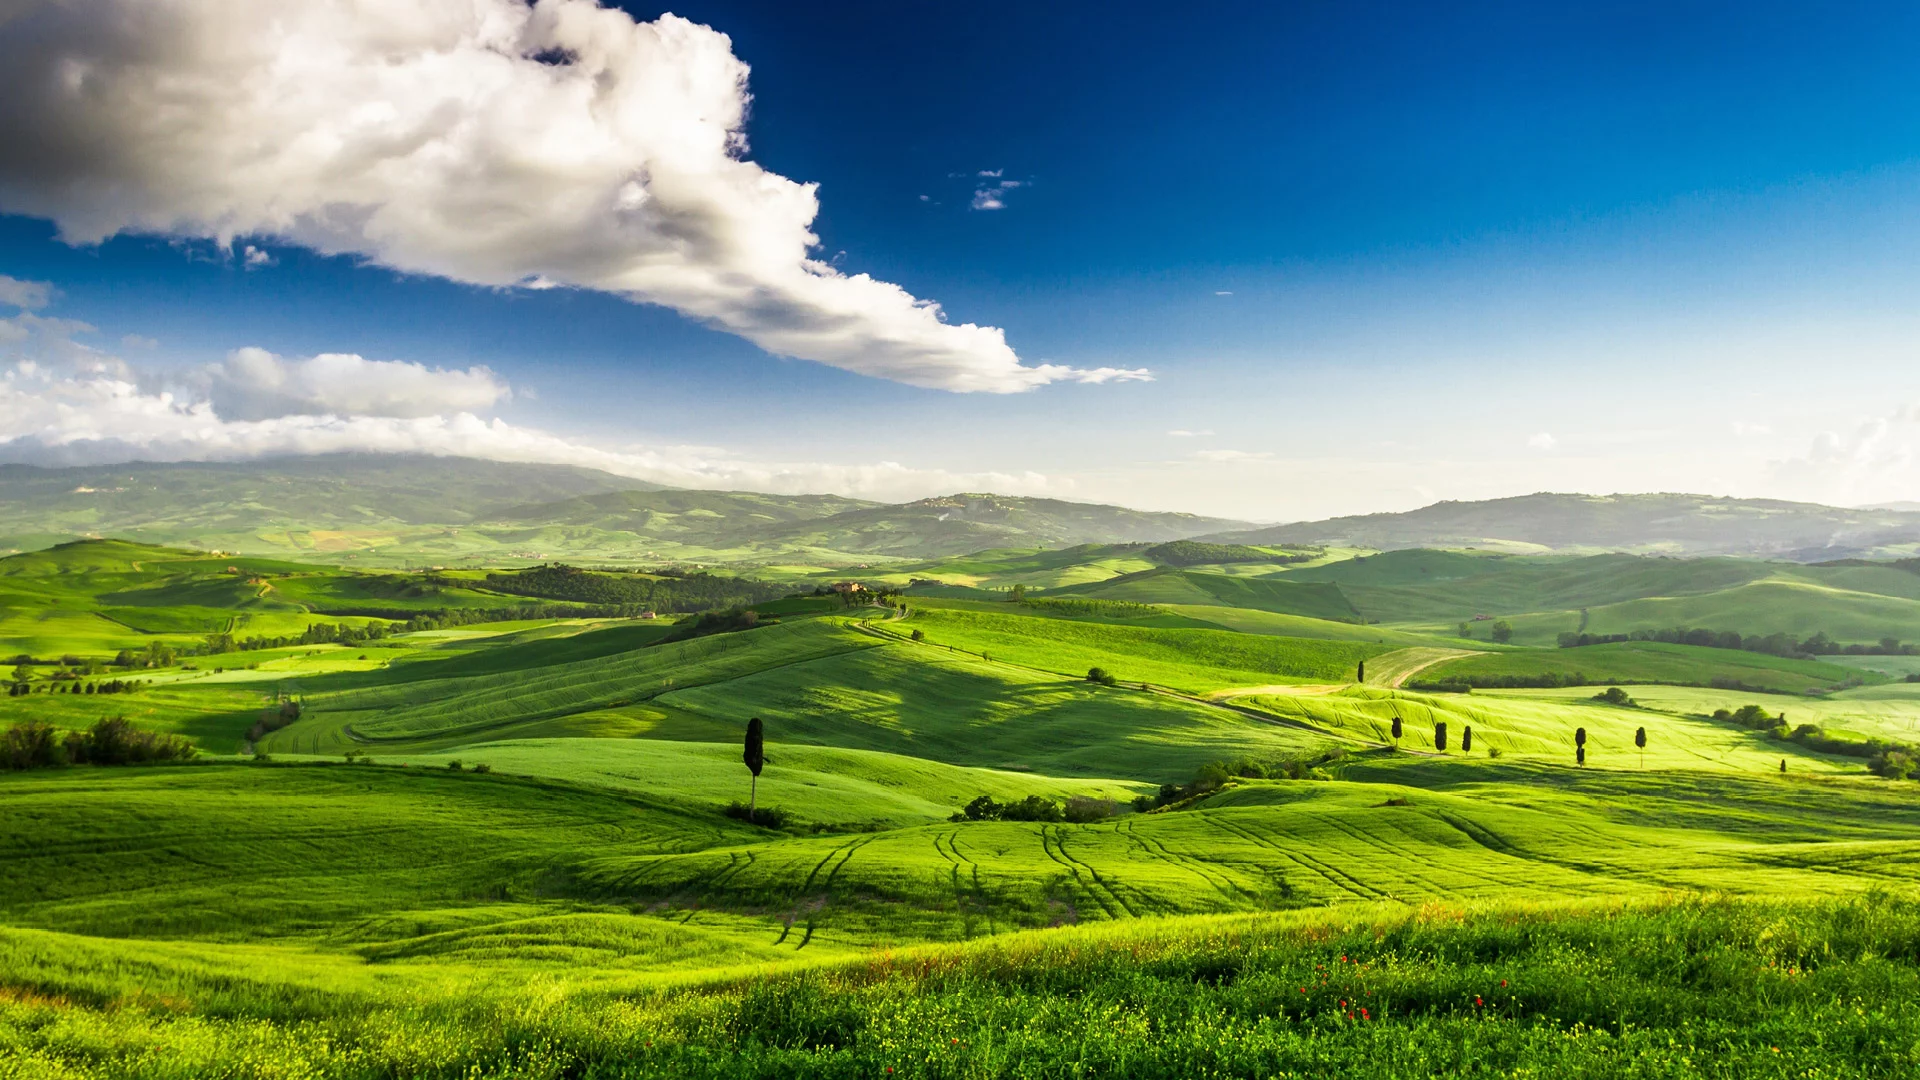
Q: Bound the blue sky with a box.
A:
[2,0,1918,519]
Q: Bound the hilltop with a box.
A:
[1206,491,1920,559]
[0,456,1253,566]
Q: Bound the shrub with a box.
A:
[1001,795,1066,822]
[1870,750,1916,780]
[1593,686,1636,707]
[724,801,792,828]
[1063,796,1119,823]
[1086,667,1118,687]
[954,794,1004,821]
[65,717,195,766]
[470,763,491,774]
[0,721,65,770]
[910,629,925,642]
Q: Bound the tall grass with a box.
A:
[2,896,1915,1078]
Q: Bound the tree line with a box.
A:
[483,564,790,612]
[1144,541,1319,567]
[1559,627,1915,658]
[1,717,195,771]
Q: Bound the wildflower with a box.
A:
[1474,996,1483,1007]
[1499,979,1507,987]
[1360,1008,1370,1020]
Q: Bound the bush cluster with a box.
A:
[1,717,195,771]
[248,700,302,743]
[724,801,792,828]
[485,563,791,612]
[1709,702,1919,776]
[657,608,766,644]
[950,794,1118,823]
[1560,626,1915,658]
[1136,750,1350,811]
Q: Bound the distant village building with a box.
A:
[830,581,866,594]
[637,610,657,620]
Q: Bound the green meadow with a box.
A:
[4,538,1920,1077]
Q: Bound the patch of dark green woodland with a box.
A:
[656,608,773,645]
[1134,749,1355,812]
[483,563,790,612]
[950,793,1120,823]
[0,716,195,771]
[1560,627,1917,657]
[1144,540,1319,567]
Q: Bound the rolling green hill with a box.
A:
[6,527,1920,1079]
[1208,491,1920,559]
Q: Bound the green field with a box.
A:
[1418,640,1866,692]
[5,534,1920,1077]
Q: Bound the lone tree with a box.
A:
[1575,726,1587,767]
[743,716,765,815]
[1434,721,1448,752]
[1357,659,1366,683]
[1490,620,1513,644]
[1391,714,1404,743]
[1461,725,1473,753]
[1635,726,1647,768]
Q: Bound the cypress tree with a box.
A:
[1434,721,1448,752]
[1357,659,1365,683]
[1391,714,1403,742]
[1461,725,1473,753]
[1575,726,1587,766]
[743,717,765,815]
[1635,726,1647,768]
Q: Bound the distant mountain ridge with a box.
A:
[1206,492,1920,560]
[5,458,1917,565]
[0,455,1253,565]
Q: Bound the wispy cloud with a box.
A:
[1527,432,1557,450]
[0,276,54,311]
[1166,429,1215,437]
[1192,448,1273,462]
[970,170,1026,211]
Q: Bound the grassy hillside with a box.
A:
[7,532,1920,1079]
[4,896,1917,1077]
[1235,685,1855,772]
[1418,640,1866,692]
[1056,567,1364,621]
[1209,491,1920,559]
[897,603,1389,692]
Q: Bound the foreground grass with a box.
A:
[2,896,1917,1078]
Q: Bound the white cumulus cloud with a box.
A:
[201,347,511,421]
[1527,432,1557,450]
[0,0,1142,392]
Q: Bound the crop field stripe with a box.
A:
[1051,826,1139,918]
[1202,813,1391,902]
[1119,817,1253,906]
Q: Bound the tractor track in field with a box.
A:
[1037,826,1128,919]
[1207,814,1394,903]
[1119,818,1254,907]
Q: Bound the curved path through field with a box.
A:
[1362,646,1482,688]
